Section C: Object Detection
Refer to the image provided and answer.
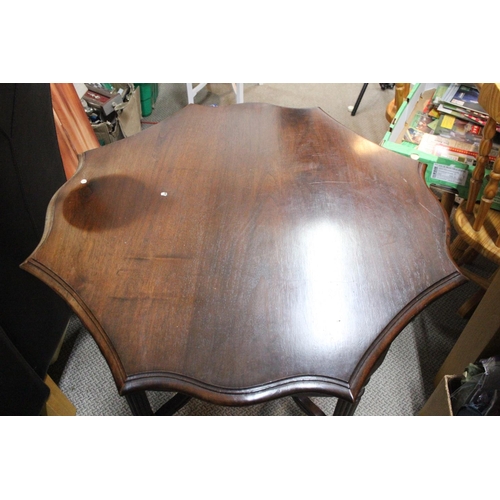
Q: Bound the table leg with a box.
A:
[333,398,360,416]
[155,393,192,416]
[292,396,326,416]
[332,345,391,416]
[125,391,154,416]
[125,391,192,416]
[292,395,361,416]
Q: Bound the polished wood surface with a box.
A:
[22,103,464,409]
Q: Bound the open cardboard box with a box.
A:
[419,374,462,416]
[90,85,142,145]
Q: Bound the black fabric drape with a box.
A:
[0,83,71,415]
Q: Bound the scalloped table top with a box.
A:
[22,103,464,411]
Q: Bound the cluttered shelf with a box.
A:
[382,83,500,212]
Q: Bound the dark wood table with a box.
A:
[22,103,465,415]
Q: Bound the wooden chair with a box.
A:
[385,83,411,123]
[450,83,500,316]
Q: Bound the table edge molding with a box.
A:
[20,258,128,390]
[348,271,466,398]
[121,372,353,406]
[120,272,465,406]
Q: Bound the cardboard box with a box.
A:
[91,86,142,145]
[418,374,462,416]
[115,85,142,138]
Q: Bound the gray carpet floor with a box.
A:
[48,83,489,416]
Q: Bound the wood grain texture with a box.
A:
[475,154,500,231]
[478,83,500,122]
[465,116,497,214]
[453,201,500,265]
[50,83,100,179]
[22,104,464,406]
[463,84,500,228]
[385,83,410,123]
[41,375,76,416]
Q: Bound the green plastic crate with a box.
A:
[134,83,158,117]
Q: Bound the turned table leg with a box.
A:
[333,398,360,416]
[125,391,154,416]
[125,391,192,416]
